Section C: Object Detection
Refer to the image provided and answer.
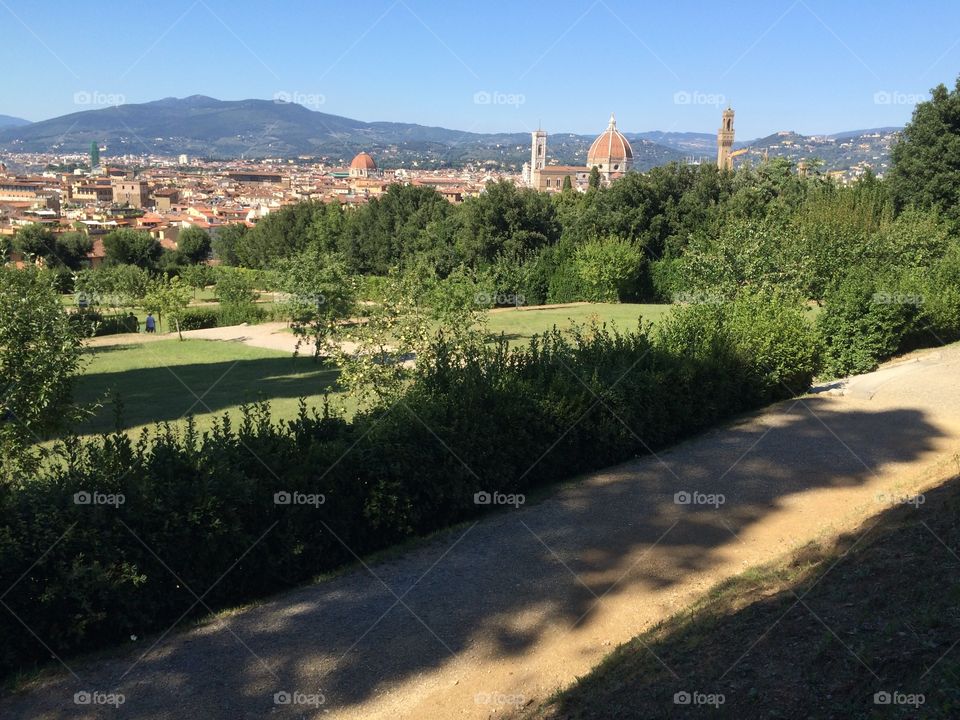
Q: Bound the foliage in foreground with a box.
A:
[0,267,85,480]
[0,292,816,678]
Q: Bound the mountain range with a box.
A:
[0,114,30,129]
[0,96,900,173]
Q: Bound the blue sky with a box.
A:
[1,0,958,138]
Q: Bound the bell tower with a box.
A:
[717,107,735,171]
[529,128,546,188]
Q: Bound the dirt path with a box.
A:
[4,345,960,719]
[85,322,308,354]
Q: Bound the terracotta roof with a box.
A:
[587,113,633,165]
[350,152,377,170]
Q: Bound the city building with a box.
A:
[717,107,735,170]
[349,152,382,179]
[586,113,633,181]
[525,114,631,191]
[111,178,150,207]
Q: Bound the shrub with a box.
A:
[178,308,220,331]
[0,292,823,678]
[817,269,920,377]
[573,236,645,302]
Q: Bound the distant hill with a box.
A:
[0,96,900,173]
[0,114,30,129]
[737,128,901,174]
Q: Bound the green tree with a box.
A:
[573,236,645,302]
[588,166,601,190]
[888,76,960,227]
[12,224,92,269]
[211,223,247,266]
[144,276,191,339]
[0,267,85,477]
[177,226,212,264]
[214,267,260,324]
[275,249,356,360]
[102,228,161,269]
[180,263,214,297]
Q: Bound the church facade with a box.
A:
[524,113,633,191]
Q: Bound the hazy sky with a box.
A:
[2,0,957,138]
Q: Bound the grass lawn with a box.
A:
[522,474,960,719]
[486,303,673,347]
[74,339,349,437]
[70,303,673,438]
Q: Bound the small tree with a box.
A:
[177,227,212,264]
[573,236,645,302]
[214,267,260,324]
[0,267,85,478]
[180,263,213,298]
[331,264,486,407]
[102,228,161,269]
[275,249,356,361]
[144,276,191,340]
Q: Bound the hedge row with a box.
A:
[0,292,818,678]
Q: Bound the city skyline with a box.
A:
[1,0,957,137]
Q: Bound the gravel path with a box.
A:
[4,344,960,719]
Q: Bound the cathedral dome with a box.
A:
[350,152,377,171]
[587,113,633,169]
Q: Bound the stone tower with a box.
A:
[717,107,735,171]
[529,129,546,188]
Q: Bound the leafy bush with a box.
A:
[178,308,220,331]
[817,269,920,377]
[0,292,822,678]
[573,236,645,302]
[216,302,265,326]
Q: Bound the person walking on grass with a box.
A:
[145,312,156,334]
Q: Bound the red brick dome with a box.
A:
[350,152,377,170]
[587,114,633,166]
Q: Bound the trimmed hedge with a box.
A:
[0,292,818,678]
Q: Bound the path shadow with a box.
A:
[1,399,954,719]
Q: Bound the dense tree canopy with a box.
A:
[889,75,960,228]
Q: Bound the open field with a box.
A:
[73,339,347,437]
[72,303,676,437]
[486,302,673,346]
